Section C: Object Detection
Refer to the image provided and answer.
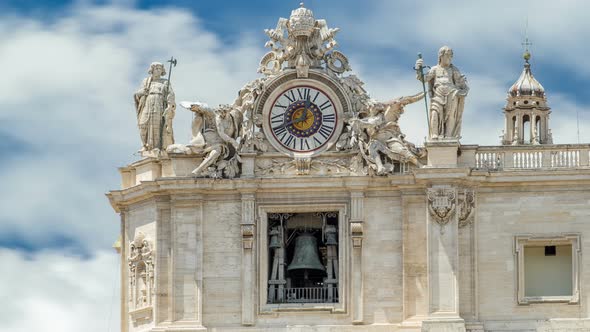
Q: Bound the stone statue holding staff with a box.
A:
[415,46,469,140]
[134,61,176,155]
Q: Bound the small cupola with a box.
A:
[502,51,552,145]
[508,51,546,99]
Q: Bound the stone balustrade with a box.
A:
[461,144,590,171]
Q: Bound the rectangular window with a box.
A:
[267,212,339,304]
[515,234,580,304]
[524,245,572,297]
[258,204,347,313]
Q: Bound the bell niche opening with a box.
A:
[267,212,339,304]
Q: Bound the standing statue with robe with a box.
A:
[134,62,176,154]
[416,46,469,140]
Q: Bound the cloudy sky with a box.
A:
[0,0,588,330]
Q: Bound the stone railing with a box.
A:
[461,144,590,171]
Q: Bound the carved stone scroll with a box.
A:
[458,189,476,228]
[241,224,255,249]
[351,222,364,248]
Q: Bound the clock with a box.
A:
[261,74,346,157]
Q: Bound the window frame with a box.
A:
[258,203,348,313]
[514,234,581,305]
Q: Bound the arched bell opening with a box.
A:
[510,115,517,143]
[534,116,542,144]
[523,114,531,144]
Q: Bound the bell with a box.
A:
[324,225,338,246]
[269,227,282,249]
[287,233,326,272]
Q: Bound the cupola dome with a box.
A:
[508,51,545,98]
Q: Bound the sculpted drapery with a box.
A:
[134,62,176,153]
[416,46,469,140]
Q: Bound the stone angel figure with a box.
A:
[233,78,268,153]
[180,102,243,179]
[348,92,425,175]
[134,62,175,155]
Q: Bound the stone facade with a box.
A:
[108,147,590,332]
[107,4,590,332]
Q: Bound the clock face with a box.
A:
[267,85,338,153]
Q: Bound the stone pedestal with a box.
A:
[240,153,256,178]
[422,318,466,332]
[426,140,460,168]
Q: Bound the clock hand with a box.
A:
[294,110,307,124]
[294,98,311,124]
[274,118,295,129]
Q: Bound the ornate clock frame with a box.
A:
[257,70,351,158]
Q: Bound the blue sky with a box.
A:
[0,0,588,331]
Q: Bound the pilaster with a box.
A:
[168,194,205,328]
[424,185,465,331]
[120,208,129,332]
[240,192,256,325]
[350,190,364,324]
[401,189,429,327]
[155,196,171,324]
[457,188,480,327]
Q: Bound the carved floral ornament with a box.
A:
[427,186,456,234]
[128,232,154,321]
[258,4,349,78]
[427,187,476,232]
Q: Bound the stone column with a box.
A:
[240,192,256,325]
[350,191,364,324]
[423,185,465,332]
[517,114,523,144]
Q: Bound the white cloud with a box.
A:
[0,4,265,251]
[0,249,119,332]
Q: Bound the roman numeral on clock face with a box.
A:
[273,125,287,137]
[271,113,283,125]
[273,102,287,109]
[317,124,334,140]
[323,114,335,123]
[300,138,311,151]
[284,90,296,103]
[297,88,311,101]
[319,100,332,111]
[283,134,296,149]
